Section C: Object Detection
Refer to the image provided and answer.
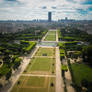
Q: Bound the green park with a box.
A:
[11,47,56,92]
[11,76,55,92]
[44,31,56,41]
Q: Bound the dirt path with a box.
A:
[41,31,48,41]
[56,31,58,42]
[56,29,75,92]
[55,29,64,92]
[65,71,75,92]
[56,47,64,92]
[21,74,56,77]
[34,56,54,58]
[65,57,75,92]
[56,29,64,92]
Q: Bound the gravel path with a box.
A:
[41,32,48,41]
[56,47,64,92]
[56,29,75,92]
[56,31,58,42]
[21,74,56,77]
[65,57,75,92]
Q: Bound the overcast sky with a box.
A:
[0,0,92,20]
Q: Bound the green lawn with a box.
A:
[44,31,56,41]
[24,57,55,74]
[35,47,55,56]
[47,31,56,35]
[26,76,45,87]
[45,35,56,41]
[11,47,56,92]
[60,49,65,57]
[11,76,55,92]
[49,77,56,92]
[71,63,92,86]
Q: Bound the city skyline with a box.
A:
[0,0,92,20]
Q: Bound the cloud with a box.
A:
[0,0,92,20]
[88,7,92,11]
[5,0,17,1]
[66,0,75,3]
[41,6,47,9]
[52,6,57,9]
[82,0,92,5]
[77,9,88,15]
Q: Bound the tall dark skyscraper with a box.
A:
[48,12,52,22]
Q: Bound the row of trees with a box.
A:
[0,41,36,82]
[82,45,92,66]
[59,27,92,44]
[0,26,47,88]
[58,27,92,92]
[0,26,48,43]
[0,55,22,80]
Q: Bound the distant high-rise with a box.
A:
[48,12,52,22]
[65,17,68,20]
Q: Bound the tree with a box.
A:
[13,58,22,70]
[6,69,12,80]
[82,45,92,66]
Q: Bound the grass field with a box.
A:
[24,57,56,74]
[71,63,92,86]
[35,47,55,56]
[11,47,56,92]
[44,31,56,41]
[45,35,56,41]
[47,31,56,35]
[24,47,56,74]
[11,76,55,92]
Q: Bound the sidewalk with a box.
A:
[65,57,75,92]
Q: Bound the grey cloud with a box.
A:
[5,0,17,2]
[52,6,57,9]
[42,6,47,9]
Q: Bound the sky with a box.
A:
[0,0,92,20]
